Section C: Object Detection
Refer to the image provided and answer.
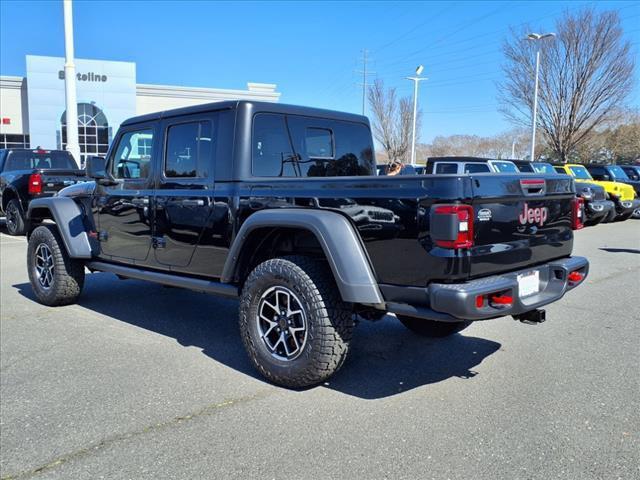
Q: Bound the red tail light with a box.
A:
[28,173,43,195]
[432,205,474,249]
[571,197,584,230]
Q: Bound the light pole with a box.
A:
[406,65,427,166]
[526,32,555,162]
[63,0,81,166]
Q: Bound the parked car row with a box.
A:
[378,156,639,226]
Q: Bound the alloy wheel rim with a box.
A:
[256,286,308,361]
[34,243,54,290]
[6,203,17,231]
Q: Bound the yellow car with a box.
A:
[554,163,638,221]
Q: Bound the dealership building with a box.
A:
[0,55,281,163]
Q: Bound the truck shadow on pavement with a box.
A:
[598,247,640,254]
[14,272,501,399]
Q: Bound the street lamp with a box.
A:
[406,65,427,166]
[526,32,555,161]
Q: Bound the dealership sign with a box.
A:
[25,55,136,151]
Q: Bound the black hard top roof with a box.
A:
[121,100,369,127]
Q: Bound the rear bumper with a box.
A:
[384,256,589,322]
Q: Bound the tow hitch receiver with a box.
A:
[513,309,546,325]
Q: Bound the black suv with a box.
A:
[25,101,589,387]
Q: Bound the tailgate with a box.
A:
[468,174,575,278]
[39,169,87,195]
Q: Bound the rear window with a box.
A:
[4,150,76,171]
[252,113,375,177]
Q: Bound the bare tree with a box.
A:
[368,79,421,163]
[499,9,635,162]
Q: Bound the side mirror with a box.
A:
[86,155,107,179]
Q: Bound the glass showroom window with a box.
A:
[60,103,110,165]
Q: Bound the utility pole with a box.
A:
[63,0,81,166]
[511,140,516,159]
[526,32,555,162]
[356,49,374,116]
[406,65,427,166]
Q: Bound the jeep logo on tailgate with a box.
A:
[518,202,548,226]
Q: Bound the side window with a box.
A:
[110,129,154,179]
[553,166,565,174]
[165,121,212,178]
[464,163,490,173]
[517,164,533,172]
[305,128,333,159]
[435,163,458,174]
[252,113,295,177]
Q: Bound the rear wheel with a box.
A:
[27,225,85,306]
[239,255,354,388]
[5,199,25,236]
[397,315,471,337]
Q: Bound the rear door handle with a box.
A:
[131,198,149,206]
[180,199,205,207]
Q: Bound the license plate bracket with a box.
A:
[517,270,540,298]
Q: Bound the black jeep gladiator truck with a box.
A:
[0,148,85,235]
[25,101,589,387]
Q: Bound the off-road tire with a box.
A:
[397,315,472,337]
[5,199,25,236]
[27,225,85,306]
[239,255,354,388]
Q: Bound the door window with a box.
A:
[464,163,491,173]
[165,121,212,178]
[435,163,458,174]
[110,129,154,179]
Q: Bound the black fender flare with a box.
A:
[27,197,92,259]
[221,208,383,305]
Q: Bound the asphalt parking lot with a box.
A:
[1,220,638,480]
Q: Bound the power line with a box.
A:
[355,49,375,115]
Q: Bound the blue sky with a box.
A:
[1,0,638,142]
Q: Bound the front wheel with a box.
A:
[397,315,471,337]
[632,207,640,219]
[239,256,354,388]
[27,225,85,306]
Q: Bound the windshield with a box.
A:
[532,162,556,174]
[568,165,593,180]
[608,166,629,180]
[491,161,518,173]
[5,151,77,171]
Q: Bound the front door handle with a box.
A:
[180,199,205,207]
